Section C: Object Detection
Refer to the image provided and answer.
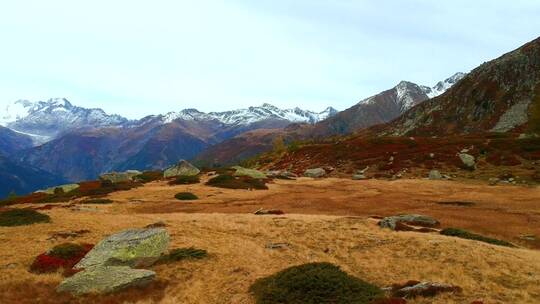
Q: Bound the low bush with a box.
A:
[206,174,268,190]
[137,170,163,183]
[440,228,515,247]
[30,243,93,275]
[159,247,208,263]
[0,209,51,227]
[168,175,200,185]
[81,198,113,204]
[249,262,383,304]
[174,192,198,200]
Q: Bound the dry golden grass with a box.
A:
[0,178,539,303]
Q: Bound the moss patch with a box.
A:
[174,192,198,200]
[0,209,51,227]
[440,228,515,247]
[206,174,268,190]
[249,262,383,304]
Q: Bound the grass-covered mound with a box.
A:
[81,198,113,204]
[440,228,515,247]
[168,175,200,185]
[249,262,383,304]
[30,243,93,275]
[206,174,268,190]
[0,209,51,227]
[159,247,208,264]
[174,192,199,200]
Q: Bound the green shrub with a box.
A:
[81,198,113,204]
[0,209,51,227]
[174,192,198,200]
[159,247,208,263]
[206,174,268,190]
[440,228,515,247]
[169,175,200,185]
[49,243,89,259]
[137,170,163,183]
[249,262,383,304]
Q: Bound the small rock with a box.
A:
[352,174,368,180]
[429,153,435,159]
[458,153,476,170]
[145,221,167,228]
[304,168,326,178]
[379,214,440,231]
[100,171,142,183]
[518,234,537,241]
[254,208,285,215]
[265,242,290,249]
[357,166,370,174]
[390,281,462,298]
[428,170,442,180]
[488,178,500,186]
[57,266,155,295]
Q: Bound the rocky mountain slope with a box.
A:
[384,37,540,136]
[0,126,33,156]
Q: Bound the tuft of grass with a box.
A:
[0,209,51,227]
[81,198,113,204]
[440,228,515,247]
[249,262,383,304]
[206,174,268,190]
[159,247,208,263]
[48,243,89,260]
[174,192,199,200]
[168,175,200,185]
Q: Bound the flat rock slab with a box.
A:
[57,266,155,295]
[75,228,169,269]
[379,214,440,231]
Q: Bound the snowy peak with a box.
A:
[159,104,337,126]
[424,72,467,98]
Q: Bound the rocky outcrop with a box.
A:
[232,166,267,179]
[458,153,476,170]
[57,266,156,295]
[99,170,142,183]
[304,168,326,178]
[75,228,169,269]
[388,281,462,298]
[163,160,200,178]
[379,214,440,231]
[38,183,80,194]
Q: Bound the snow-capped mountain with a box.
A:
[1,98,129,144]
[152,103,337,126]
[423,72,467,98]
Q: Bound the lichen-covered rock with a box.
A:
[100,170,142,183]
[352,174,368,180]
[304,168,326,178]
[57,266,155,295]
[38,184,80,194]
[428,170,442,180]
[458,153,476,170]
[232,166,267,179]
[75,228,169,269]
[379,214,440,231]
[163,160,200,178]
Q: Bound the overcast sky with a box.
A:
[0,0,539,119]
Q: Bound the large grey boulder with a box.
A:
[232,166,267,179]
[458,153,476,170]
[164,160,200,178]
[100,170,142,183]
[57,266,155,295]
[379,214,440,231]
[75,228,169,269]
[304,168,326,178]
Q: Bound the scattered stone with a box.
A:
[75,228,170,269]
[379,214,440,231]
[352,174,368,180]
[163,160,200,178]
[518,234,537,241]
[429,153,435,159]
[266,170,297,179]
[389,281,462,298]
[2,263,18,269]
[100,170,142,183]
[428,170,442,180]
[488,178,500,186]
[231,166,267,179]
[265,242,290,250]
[458,153,476,170]
[254,208,285,215]
[304,168,326,178]
[57,266,155,295]
[37,184,80,195]
[145,221,167,228]
[357,166,370,174]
